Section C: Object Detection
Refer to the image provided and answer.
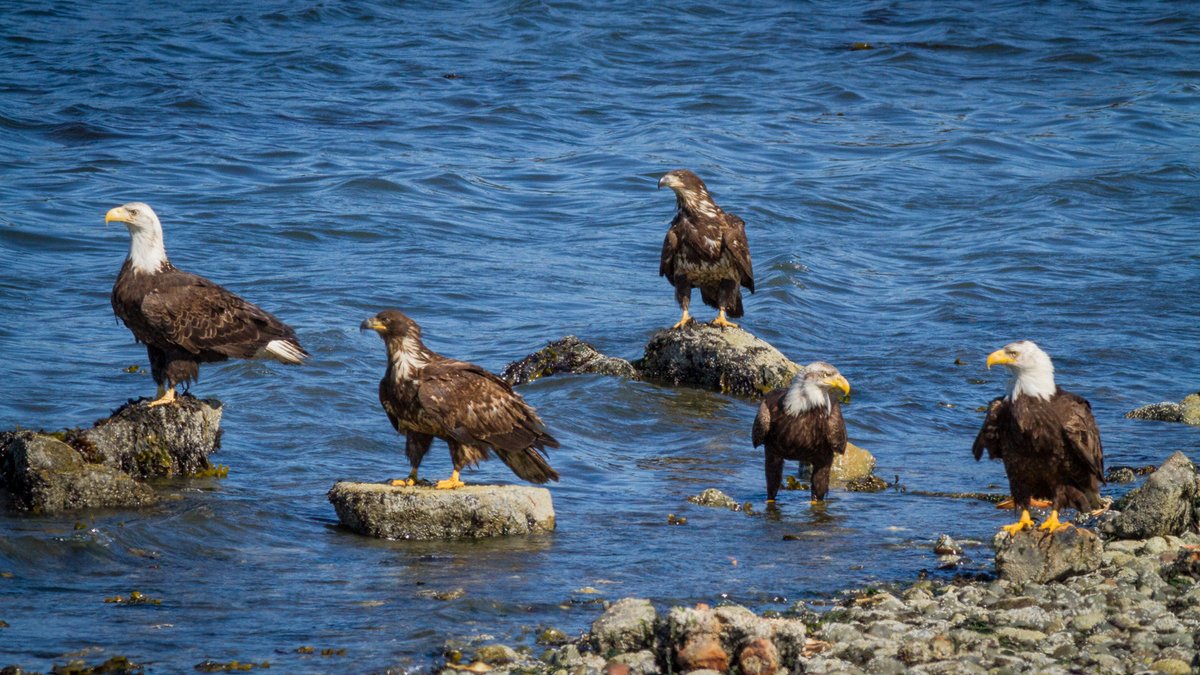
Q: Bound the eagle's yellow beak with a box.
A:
[360,317,387,333]
[821,373,851,397]
[105,206,130,224]
[986,349,1015,369]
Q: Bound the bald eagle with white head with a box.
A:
[973,340,1104,534]
[361,310,559,489]
[752,362,851,504]
[658,169,754,329]
[106,202,308,407]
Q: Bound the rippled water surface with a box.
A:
[2,0,1199,670]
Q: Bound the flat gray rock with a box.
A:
[636,324,799,397]
[994,526,1103,583]
[328,482,556,540]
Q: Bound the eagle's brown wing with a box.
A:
[660,226,680,278]
[1057,390,1104,482]
[139,270,303,360]
[418,361,559,483]
[722,213,754,292]
[751,390,784,447]
[972,397,1005,461]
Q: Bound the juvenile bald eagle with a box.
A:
[973,340,1104,533]
[361,310,559,489]
[752,362,850,503]
[658,169,754,329]
[106,202,308,407]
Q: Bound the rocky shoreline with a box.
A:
[437,453,1200,675]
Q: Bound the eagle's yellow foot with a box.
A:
[711,310,739,329]
[671,311,694,330]
[435,470,466,490]
[996,497,1052,510]
[1001,509,1035,535]
[1038,510,1073,533]
[147,388,177,408]
[389,469,419,487]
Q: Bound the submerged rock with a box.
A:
[327,482,555,540]
[636,324,799,397]
[687,488,739,509]
[0,397,223,513]
[1126,393,1200,425]
[993,526,1103,583]
[501,336,639,386]
[1101,451,1199,540]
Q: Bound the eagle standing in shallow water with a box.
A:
[752,362,851,504]
[106,202,308,407]
[973,340,1105,534]
[361,310,559,489]
[658,169,754,329]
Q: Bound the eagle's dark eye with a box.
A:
[129,208,139,216]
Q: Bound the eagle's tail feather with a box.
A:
[496,446,559,483]
[727,292,744,318]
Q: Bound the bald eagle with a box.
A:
[658,169,754,329]
[361,310,559,489]
[973,340,1104,533]
[106,202,308,407]
[752,362,850,503]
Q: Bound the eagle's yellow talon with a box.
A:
[435,470,465,490]
[671,311,694,330]
[1038,510,1072,532]
[1001,509,1035,535]
[147,388,177,408]
[389,469,419,487]
[711,310,739,329]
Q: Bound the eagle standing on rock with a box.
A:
[361,310,559,489]
[973,340,1105,534]
[752,362,851,504]
[658,169,754,329]
[106,202,308,407]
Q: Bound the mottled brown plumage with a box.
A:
[973,342,1104,518]
[658,169,754,328]
[752,362,849,503]
[363,310,559,487]
[106,202,307,405]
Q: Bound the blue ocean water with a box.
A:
[1,0,1198,670]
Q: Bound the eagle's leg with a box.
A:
[147,387,177,408]
[1037,510,1072,532]
[671,308,694,330]
[996,497,1052,510]
[390,468,418,487]
[711,309,739,329]
[435,469,466,490]
[1001,509,1035,535]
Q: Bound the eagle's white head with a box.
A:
[783,361,851,415]
[105,202,167,274]
[986,340,1056,401]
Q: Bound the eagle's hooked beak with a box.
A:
[105,206,130,225]
[986,349,1015,369]
[360,317,386,333]
[657,175,667,189]
[822,374,851,402]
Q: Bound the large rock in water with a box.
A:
[0,397,223,513]
[1126,393,1200,425]
[1101,451,1199,539]
[993,526,1103,583]
[327,482,556,540]
[501,336,639,386]
[636,324,799,397]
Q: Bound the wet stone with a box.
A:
[636,324,799,397]
[327,482,555,540]
[1102,451,1199,539]
[994,526,1102,583]
[591,598,657,655]
[501,336,639,386]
